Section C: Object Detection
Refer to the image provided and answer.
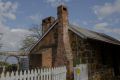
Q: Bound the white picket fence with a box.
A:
[0,66,66,80]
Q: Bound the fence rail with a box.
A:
[0,66,66,80]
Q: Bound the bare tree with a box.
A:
[20,24,42,51]
[29,24,42,39]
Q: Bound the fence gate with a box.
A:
[74,64,88,80]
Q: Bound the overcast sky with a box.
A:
[0,0,120,51]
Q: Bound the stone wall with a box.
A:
[68,30,114,80]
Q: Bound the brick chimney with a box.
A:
[42,16,55,34]
[56,5,73,80]
[57,5,68,26]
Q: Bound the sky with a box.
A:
[0,0,120,51]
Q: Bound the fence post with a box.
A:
[27,69,30,80]
[37,68,40,80]
[48,68,51,80]
[20,71,23,80]
[6,72,10,80]
[15,71,19,80]
[23,70,27,80]
[40,68,43,80]
[31,69,34,80]
[34,69,37,80]
[10,71,14,80]
[1,72,5,80]
[2,66,5,73]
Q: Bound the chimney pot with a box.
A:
[57,5,68,26]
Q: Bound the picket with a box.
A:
[0,66,66,80]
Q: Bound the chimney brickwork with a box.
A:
[42,16,55,34]
[55,5,73,80]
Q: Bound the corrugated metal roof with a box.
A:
[69,24,120,45]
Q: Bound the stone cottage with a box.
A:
[28,5,120,79]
